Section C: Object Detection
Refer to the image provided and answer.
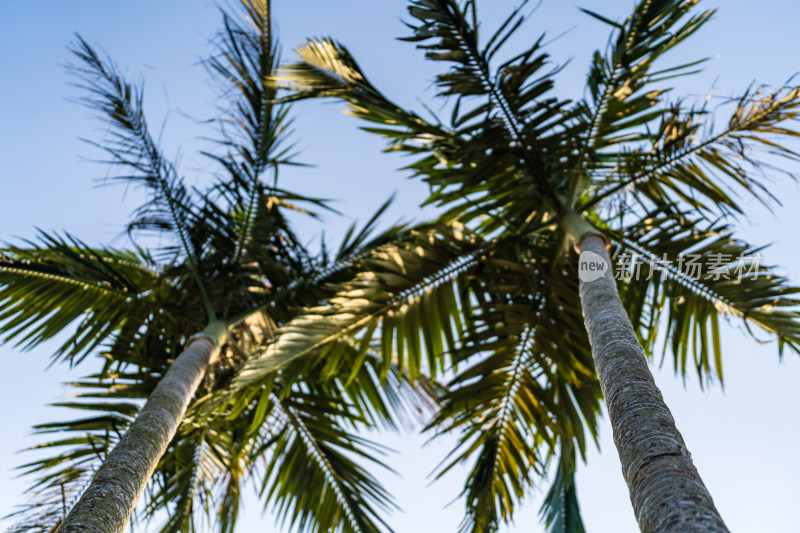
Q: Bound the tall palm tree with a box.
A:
[236,0,800,530]
[2,2,433,532]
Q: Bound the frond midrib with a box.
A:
[275,396,366,533]
[241,242,484,378]
[582,85,800,211]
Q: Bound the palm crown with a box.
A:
[3,2,434,532]
[265,0,800,530]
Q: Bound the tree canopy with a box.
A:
[1,1,800,532]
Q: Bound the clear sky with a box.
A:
[2,1,800,532]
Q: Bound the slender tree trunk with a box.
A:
[563,213,728,532]
[59,336,218,533]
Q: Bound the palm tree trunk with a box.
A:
[564,213,728,532]
[59,335,219,533]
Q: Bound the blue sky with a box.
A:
[2,1,800,532]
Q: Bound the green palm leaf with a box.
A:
[428,237,601,532]
[0,232,167,363]
[538,442,586,533]
[69,37,198,262]
[612,204,800,382]
[230,223,482,398]
[583,84,800,215]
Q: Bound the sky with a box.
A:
[2,1,800,532]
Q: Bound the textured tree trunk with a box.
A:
[564,212,729,532]
[58,336,218,533]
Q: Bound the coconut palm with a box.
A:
[1,1,434,532]
[235,0,800,530]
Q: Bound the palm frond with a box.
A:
[202,0,330,273]
[259,392,395,533]
[230,223,483,404]
[279,29,569,232]
[577,0,712,151]
[611,204,800,382]
[402,0,570,208]
[278,37,457,155]
[69,36,198,260]
[428,239,600,532]
[3,379,135,532]
[0,232,167,363]
[538,442,586,533]
[583,84,800,214]
[145,427,218,533]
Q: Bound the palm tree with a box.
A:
[2,2,433,532]
[242,0,800,530]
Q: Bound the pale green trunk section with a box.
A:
[576,232,728,532]
[58,337,217,533]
